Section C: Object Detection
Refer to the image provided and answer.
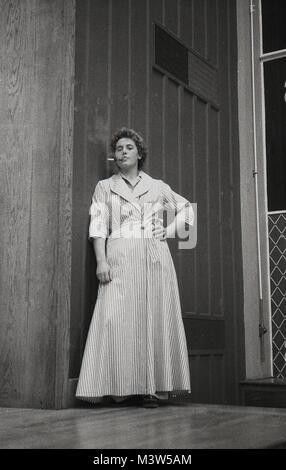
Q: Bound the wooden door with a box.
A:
[70,0,244,405]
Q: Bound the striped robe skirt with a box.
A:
[75,236,191,402]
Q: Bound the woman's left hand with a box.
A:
[152,222,167,241]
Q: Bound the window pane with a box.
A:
[264,58,286,211]
[262,0,286,53]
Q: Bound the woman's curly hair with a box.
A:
[110,127,147,170]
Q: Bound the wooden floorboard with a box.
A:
[1,402,286,449]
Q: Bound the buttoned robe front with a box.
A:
[76,171,194,401]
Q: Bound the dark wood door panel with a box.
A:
[184,317,225,351]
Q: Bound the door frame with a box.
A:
[236,0,273,379]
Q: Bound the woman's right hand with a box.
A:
[96,260,112,283]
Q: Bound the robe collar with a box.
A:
[109,170,154,205]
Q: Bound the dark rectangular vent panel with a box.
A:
[155,25,189,84]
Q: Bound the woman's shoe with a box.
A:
[111,395,142,406]
[141,395,160,408]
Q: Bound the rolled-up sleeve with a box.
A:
[161,182,194,226]
[89,181,109,240]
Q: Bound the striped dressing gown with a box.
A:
[76,170,194,402]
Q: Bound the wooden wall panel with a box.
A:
[70,0,91,380]
[24,0,63,408]
[189,352,225,404]
[206,0,218,66]
[165,78,180,273]
[193,0,207,57]
[130,0,148,134]
[149,1,164,179]
[70,0,110,378]
[0,0,75,408]
[181,90,196,313]
[218,0,241,403]
[211,355,226,403]
[164,0,178,34]
[86,1,109,179]
[209,107,223,316]
[150,70,164,178]
[54,1,75,408]
[110,0,129,131]
[165,79,180,191]
[194,98,209,314]
[197,355,211,403]
[0,0,33,407]
[180,0,194,49]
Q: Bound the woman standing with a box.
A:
[76,128,194,408]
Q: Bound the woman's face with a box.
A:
[114,138,141,170]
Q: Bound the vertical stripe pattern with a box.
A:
[76,172,192,401]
